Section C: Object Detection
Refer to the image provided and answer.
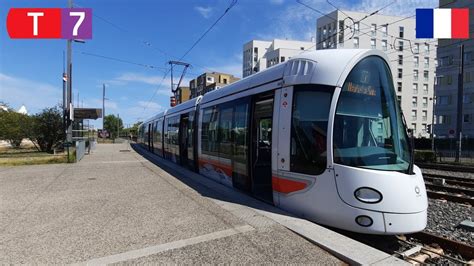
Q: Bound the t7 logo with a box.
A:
[7,8,92,39]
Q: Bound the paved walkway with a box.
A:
[0,143,341,264]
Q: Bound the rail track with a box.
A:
[398,232,474,264]
[418,162,474,173]
[337,230,474,264]
[423,173,474,205]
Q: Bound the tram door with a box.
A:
[179,114,190,168]
[251,94,274,203]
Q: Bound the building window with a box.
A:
[382,40,387,51]
[423,84,428,94]
[412,97,418,108]
[397,95,402,104]
[414,43,419,54]
[464,114,471,123]
[254,47,258,53]
[422,123,427,133]
[397,82,402,92]
[438,115,451,124]
[281,56,285,62]
[411,123,416,134]
[424,57,429,68]
[464,72,473,83]
[223,78,228,84]
[353,37,359,48]
[413,83,418,94]
[463,94,473,104]
[422,110,428,121]
[339,20,345,43]
[422,97,428,108]
[414,70,418,81]
[382,24,388,37]
[411,110,417,121]
[440,55,453,66]
[371,39,376,49]
[371,24,376,36]
[398,68,403,79]
[398,55,403,65]
[399,26,404,38]
[398,41,404,51]
[414,56,419,67]
[437,95,451,105]
[354,22,359,34]
[423,71,429,82]
[424,43,429,53]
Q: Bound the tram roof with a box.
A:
[140,49,389,125]
[200,49,389,105]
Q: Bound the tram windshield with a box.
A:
[333,56,411,172]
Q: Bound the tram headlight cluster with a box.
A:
[354,187,382,204]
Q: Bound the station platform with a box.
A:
[0,142,404,264]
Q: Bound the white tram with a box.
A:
[138,49,428,234]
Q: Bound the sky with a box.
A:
[0,0,437,128]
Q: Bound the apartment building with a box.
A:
[175,86,191,105]
[242,39,315,78]
[189,72,240,99]
[434,0,474,139]
[317,10,437,138]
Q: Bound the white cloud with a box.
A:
[84,98,118,111]
[332,0,438,17]
[256,0,438,42]
[115,72,164,85]
[126,100,166,122]
[195,6,213,19]
[0,73,61,114]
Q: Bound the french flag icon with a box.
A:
[416,8,470,39]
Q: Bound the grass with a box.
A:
[0,147,76,166]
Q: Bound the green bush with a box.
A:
[30,106,65,153]
[0,111,31,148]
[414,150,436,163]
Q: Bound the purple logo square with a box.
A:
[61,8,92,39]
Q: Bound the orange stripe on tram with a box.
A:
[272,176,307,194]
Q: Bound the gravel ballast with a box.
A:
[426,199,474,246]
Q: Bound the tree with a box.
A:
[104,114,123,139]
[30,106,64,153]
[0,111,31,148]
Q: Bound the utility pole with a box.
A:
[62,51,67,138]
[102,83,105,134]
[455,44,465,163]
[117,113,120,139]
[66,0,73,143]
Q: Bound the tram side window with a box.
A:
[201,106,219,156]
[290,86,333,175]
[219,106,233,159]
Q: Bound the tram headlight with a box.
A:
[354,187,382,204]
[355,215,373,227]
